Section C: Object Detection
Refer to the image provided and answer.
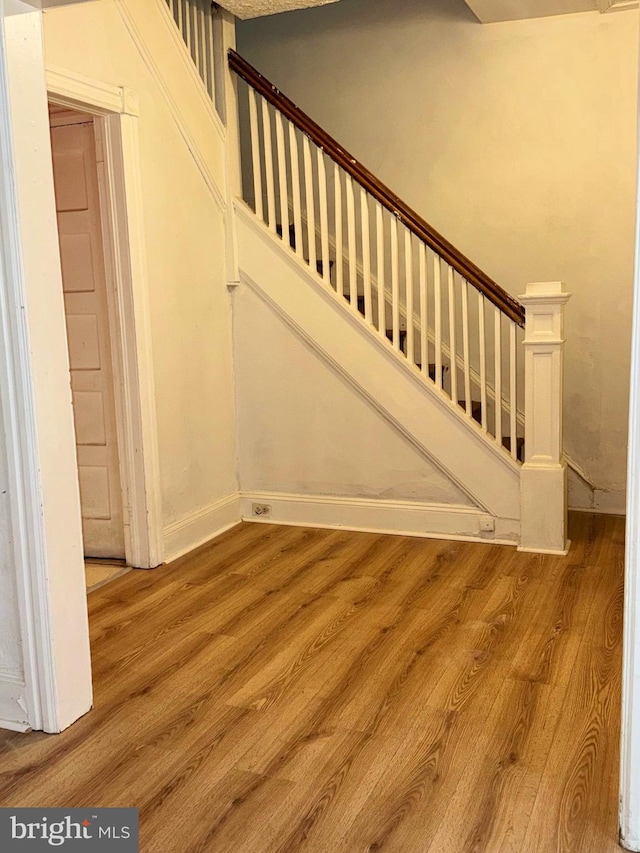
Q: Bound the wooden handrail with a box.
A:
[229,49,525,327]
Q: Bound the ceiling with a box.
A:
[462,0,637,23]
[217,0,340,20]
[217,0,638,22]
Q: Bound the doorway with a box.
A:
[49,106,125,573]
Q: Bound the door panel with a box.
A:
[51,120,125,559]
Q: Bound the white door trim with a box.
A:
[620,12,640,848]
[48,69,163,569]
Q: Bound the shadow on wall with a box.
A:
[238,0,477,45]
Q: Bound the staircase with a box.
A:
[162,0,570,553]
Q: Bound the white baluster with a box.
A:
[203,1,214,98]
[434,254,442,388]
[302,136,316,270]
[317,149,330,284]
[275,112,289,248]
[478,293,487,430]
[261,100,276,233]
[288,123,303,260]
[361,189,372,321]
[448,266,457,404]
[494,307,502,441]
[182,0,191,54]
[391,217,400,349]
[509,321,517,460]
[405,229,414,365]
[462,279,471,416]
[248,89,263,221]
[334,163,343,296]
[376,203,385,337]
[189,0,197,63]
[419,242,428,377]
[346,175,357,310]
[197,0,205,83]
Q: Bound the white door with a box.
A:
[50,118,125,559]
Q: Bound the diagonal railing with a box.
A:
[230,49,525,460]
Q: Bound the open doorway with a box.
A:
[45,76,165,577]
[49,106,129,591]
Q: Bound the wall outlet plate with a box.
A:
[479,516,495,533]
[252,503,272,518]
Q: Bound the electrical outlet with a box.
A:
[479,517,495,533]
[252,503,272,518]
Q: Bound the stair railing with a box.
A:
[229,50,525,460]
[163,0,226,121]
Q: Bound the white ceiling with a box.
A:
[463,0,637,23]
[217,0,340,20]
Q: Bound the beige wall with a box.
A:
[44,0,239,546]
[234,284,475,506]
[238,0,639,511]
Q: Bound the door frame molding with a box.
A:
[48,68,164,569]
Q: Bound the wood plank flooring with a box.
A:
[0,513,624,852]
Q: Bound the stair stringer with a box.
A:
[235,201,521,525]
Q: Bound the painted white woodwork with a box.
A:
[0,7,91,732]
[391,217,399,349]
[334,162,343,295]
[434,254,442,389]
[447,266,457,405]
[419,242,427,377]
[240,492,519,545]
[346,173,357,309]
[317,148,330,284]
[248,89,263,220]
[235,200,521,521]
[376,202,384,336]
[478,293,488,431]
[461,279,471,417]
[261,99,276,232]
[518,281,570,554]
[47,71,164,571]
[51,120,125,559]
[361,188,372,322]
[275,111,289,246]
[620,35,640,842]
[509,323,517,460]
[494,306,502,442]
[302,134,316,270]
[290,124,303,260]
[405,229,414,365]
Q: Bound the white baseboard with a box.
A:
[163,493,241,562]
[239,491,519,545]
[569,487,626,516]
[0,674,30,732]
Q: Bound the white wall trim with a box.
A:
[96,114,165,568]
[47,72,165,569]
[114,0,227,213]
[240,491,519,545]
[0,8,93,733]
[620,9,640,839]
[46,65,139,116]
[163,493,242,562]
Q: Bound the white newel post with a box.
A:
[518,281,571,555]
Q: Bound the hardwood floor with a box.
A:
[0,513,624,852]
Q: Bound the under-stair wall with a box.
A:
[43,0,240,561]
